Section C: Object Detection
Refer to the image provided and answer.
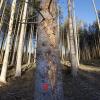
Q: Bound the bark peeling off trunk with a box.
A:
[34,0,64,99]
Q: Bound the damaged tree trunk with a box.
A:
[34,0,64,100]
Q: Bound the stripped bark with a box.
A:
[34,0,64,99]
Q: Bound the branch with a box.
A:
[18,19,44,24]
[48,0,53,17]
[48,0,53,11]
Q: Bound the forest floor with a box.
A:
[0,59,100,100]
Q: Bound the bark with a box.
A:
[61,29,64,61]
[34,0,64,100]
[0,30,6,61]
[57,5,60,49]
[0,0,17,83]
[11,3,24,65]
[60,28,63,59]
[15,0,28,77]
[28,26,32,65]
[34,26,37,63]
[9,2,21,65]
[68,0,78,76]
[62,28,65,61]
[0,0,7,31]
[92,0,100,30]
[72,0,79,66]
[0,0,4,11]
[22,18,27,64]
[67,32,70,52]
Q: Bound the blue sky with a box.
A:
[59,0,100,24]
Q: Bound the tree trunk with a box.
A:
[67,32,70,52]
[0,0,17,83]
[0,0,4,11]
[92,0,100,30]
[33,26,37,63]
[68,0,78,76]
[11,3,24,65]
[0,29,6,61]
[72,0,79,66]
[28,26,32,65]
[15,0,28,77]
[34,0,64,100]
[0,0,7,31]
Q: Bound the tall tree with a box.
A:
[15,0,28,77]
[0,0,7,31]
[11,2,24,65]
[34,0,64,100]
[27,25,32,65]
[72,0,79,66]
[92,0,100,30]
[68,0,78,76]
[0,0,4,11]
[0,0,17,83]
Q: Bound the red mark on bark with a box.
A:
[42,83,49,91]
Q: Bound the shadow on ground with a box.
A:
[80,59,100,67]
[0,68,35,100]
[63,62,100,100]
[0,60,100,100]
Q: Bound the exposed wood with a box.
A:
[34,0,64,99]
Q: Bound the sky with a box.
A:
[59,0,100,24]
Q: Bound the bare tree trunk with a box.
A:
[68,0,78,76]
[92,0,100,30]
[34,26,37,63]
[28,25,32,65]
[57,5,60,49]
[61,29,64,61]
[67,32,70,51]
[0,29,6,61]
[9,3,21,65]
[0,0,4,11]
[0,0,7,31]
[60,28,63,59]
[72,0,79,66]
[34,0,64,100]
[0,0,17,83]
[11,3,24,65]
[15,0,28,77]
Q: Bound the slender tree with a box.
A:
[15,0,29,77]
[11,3,24,65]
[0,0,17,83]
[0,0,7,31]
[27,25,32,65]
[68,0,78,76]
[0,0,4,11]
[92,0,100,30]
[72,0,79,66]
